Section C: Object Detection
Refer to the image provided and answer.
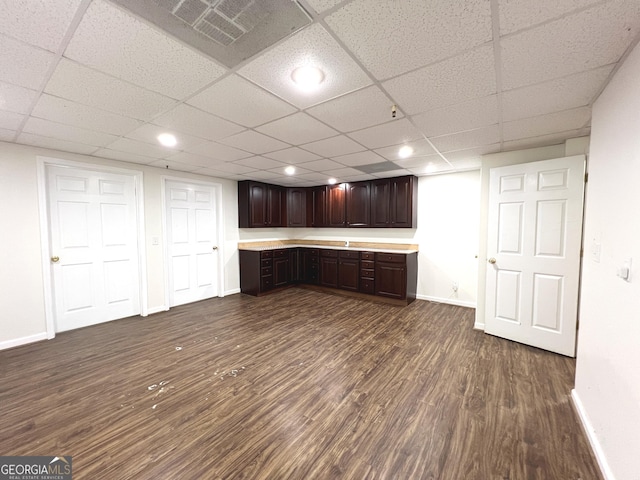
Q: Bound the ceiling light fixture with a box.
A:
[398,145,414,158]
[291,66,325,91]
[285,166,296,175]
[328,177,337,185]
[157,133,177,147]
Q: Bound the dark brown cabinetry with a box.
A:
[371,176,417,228]
[302,248,319,284]
[360,251,375,294]
[346,181,371,227]
[374,252,418,301]
[310,186,327,227]
[338,250,359,291]
[273,249,289,288]
[238,181,285,228]
[327,184,346,227]
[319,249,338,288]
[286,188,306,227]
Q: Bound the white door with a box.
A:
[47,165,141,332]
[165,180,219,307]
[485,156,585,356]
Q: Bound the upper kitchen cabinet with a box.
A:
[327,183,346,227]
[286,187,307,227]
[371,176,417,228]
[310,185,328,227]
[346,181,371,227]
[238,180,285,228]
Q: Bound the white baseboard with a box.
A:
[473,321,485,331]
[416,294,476,309]
[0,332,48,351]
[571,389,615,480]
[146,305,170,315]
[224,288,241,296]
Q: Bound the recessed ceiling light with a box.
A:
[291,66,325,91]
[157,133,177,147]
[398,145,414,158]
[328,177,337,185]
[285,166,296,175]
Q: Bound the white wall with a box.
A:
[573,41,640,480]
[0,142,240,348]
[238,171,482,308]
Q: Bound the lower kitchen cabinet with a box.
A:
[273,249,289,288]
[338,251,359,292]
[319,250,338,288]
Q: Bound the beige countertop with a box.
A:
[238,242,418,254]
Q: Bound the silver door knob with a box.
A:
[488,257,496,264]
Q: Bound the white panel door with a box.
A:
[485,156,585,356]
[47,165,140,332]
[165,180,218,307]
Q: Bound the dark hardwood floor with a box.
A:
[0,289,601,479]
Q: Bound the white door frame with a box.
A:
[161,175,225,306]
[37,156,148,339]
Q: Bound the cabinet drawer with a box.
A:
[361,260,374,269]
[260,250,273,259]
[360,251,375,260]
[360,278,375,294]
[261,276,273,290]
[320,249,338,258]
[339,250,360,259]
[375,252,406,263]
[360,268,374,279]
[308,255,319,264]
[261,266,273,276]
[273,249,288,258]
[307,248,319,256]
[261,258,273,268]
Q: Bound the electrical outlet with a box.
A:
[452,281,459,292]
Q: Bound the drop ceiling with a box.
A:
[1,0,639,186]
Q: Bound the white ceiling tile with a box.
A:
[104,137,172,158]
[502,65,614,121]
[23,117,119,147]
[93,148,156,165]
[187,74,297,128]
[298,172,336,182]
[443,144,501,161]
[297,158,345,172]
[372,169,413,178]
[0,81,37,114]
[430,125,501,152]
[32,94,142,135]
[263,147,321,164]
[383,45,496,114]
[0,128,16,141]
[301,135,365,157]
[163,152,223,168]
[244,170,283,181]
[0,35,55,90]
[219,130,289,154]
[234,156,287,170]
[198,169,244,180]
[147,159,203,172]
[348,118,423,149]
[125,124,206,151]
[306,85,401,133]
[306,0,343,14]
[266,165,313,176]
[207,162,257,174]
[503,107,591,141]
[323,167,365,177]
[500,0,640,90]
[374,139,437,161]
[45,59,177,120]
[339,174,377,182]
[17,132,98,154]
[412,95,499,137]
[0,111,24,130]
[0,0,82,51]
[499,0,602,35]
[238,23,372,109]
[183,140,252,162]
[450,158,483,171]
[257,112,337,145]
[408,159,454,175]
[394,154,443,169]
[331,151,387,167]
[64,0,227,98]
[153,104,244,141]
[502,130,584,151]
[325,0,492,79]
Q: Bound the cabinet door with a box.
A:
[267,185,285,227]
[390,176,416,228]
[288,248,299,282]
[327,184,346,227]
[375,262,407,299]
[311,186,327,227]
[346,181,371,227]
[320,257,338,288]
[338,259,359,291]
[273,255,289,288]
[287,188,306,227]
[371,179,390,227]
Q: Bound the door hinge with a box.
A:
[584,172,588,182]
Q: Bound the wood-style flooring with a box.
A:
[0,289,601,479]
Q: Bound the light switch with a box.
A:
[152,236,160,246]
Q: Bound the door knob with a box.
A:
[212,246,218,250]
[51,256,60,263]
[488,257,496,264]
